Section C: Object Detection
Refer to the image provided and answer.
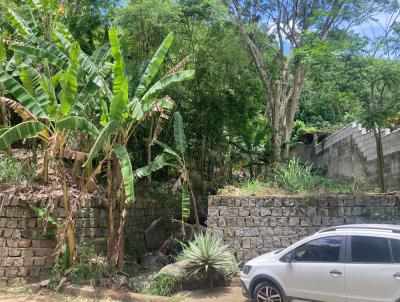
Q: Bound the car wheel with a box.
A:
[253,281,284,302]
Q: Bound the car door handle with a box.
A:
[330,270,343,277]
[394,273,400,280]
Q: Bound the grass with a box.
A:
[48,245,113,290]
[219,157,376,196]
[0,155,37,184]
[146,273,183,296]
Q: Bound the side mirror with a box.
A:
[284,253,294,263]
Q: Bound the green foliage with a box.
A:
[49,245,113,289]
[55,117,99,139]
[0,69,48,119]
[274,158,315,193]
[67,246,112,286]
[113,143,135,203]
[173,112,187,156]
[219,158,373,195]
[0,121,48,150]
[28,204,58,226]
[0,156,37,184]
[177,232,237,278]
[291,121,317,143]
[146,273,183,296]
[134,32,174,99]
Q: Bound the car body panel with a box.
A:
[345,263,400,302]
[240,225,400,302]
[285,262,346,302]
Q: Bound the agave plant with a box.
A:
[81,27,195,269]
[178,232,238,288]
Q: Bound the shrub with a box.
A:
[0,156,37,184]
[291,120,317,143]
[147,273,183,296]
[178,232,238,288]
[49,245,112,290]
[274,157,315,193]
[67,245,112,285]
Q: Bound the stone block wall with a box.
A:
[0,191,107,285]
[0,189,171,284]
[207,195,400,262]
[125,197,171,256]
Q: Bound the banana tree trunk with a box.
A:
[188,182,200,232]
[147,118,154,183]
[59,155,76,267]
[0,90,10,155]
[116,186,126,270]
[106,159,115,261]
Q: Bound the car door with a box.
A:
[345,235,400,302]
[285,235,346,302]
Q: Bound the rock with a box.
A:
[128,271,158,291]
[170,220,207,242]
[98,278,113,288]
[140,251,169,271]
[159,260,191,277]
[158,260,225,290]
[145,217,171,251]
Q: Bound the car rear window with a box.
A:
[351,236,391,263]
[390,239,400,263]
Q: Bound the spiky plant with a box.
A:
[178,232,237,288]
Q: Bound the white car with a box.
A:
[240,224,400,302]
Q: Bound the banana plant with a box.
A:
[82,27,195,269]
[0,39,101,268]
[133,112,201,233]
[0,3,112,182]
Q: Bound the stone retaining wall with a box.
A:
[207,194,400,262]
[0,190,170,284]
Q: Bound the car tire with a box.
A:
[253,281,284,302]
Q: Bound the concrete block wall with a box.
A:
[207,195,399,262]
[295,123,400,191]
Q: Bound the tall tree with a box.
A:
[224,0,393,160]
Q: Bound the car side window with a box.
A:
[292,236,342,262]
[390,239,400,263]
[351,236,391,263]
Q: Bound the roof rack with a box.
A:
[317,224,400,234]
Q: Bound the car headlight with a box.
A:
[242,265,252,274]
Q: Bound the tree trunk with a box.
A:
[106,159,115,261]
[116,186,126,270]
[42,139,49,183]
[0,90,11,155]
[228,6,308,162]
[147,118,154,183]
[188,182,200,232]
[373,126,386,192]
[59,155,75,267]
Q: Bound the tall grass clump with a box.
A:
[0,156,37,184]
[274,157,315,193]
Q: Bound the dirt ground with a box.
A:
[0,287,249,302]
[178,287,249,302]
